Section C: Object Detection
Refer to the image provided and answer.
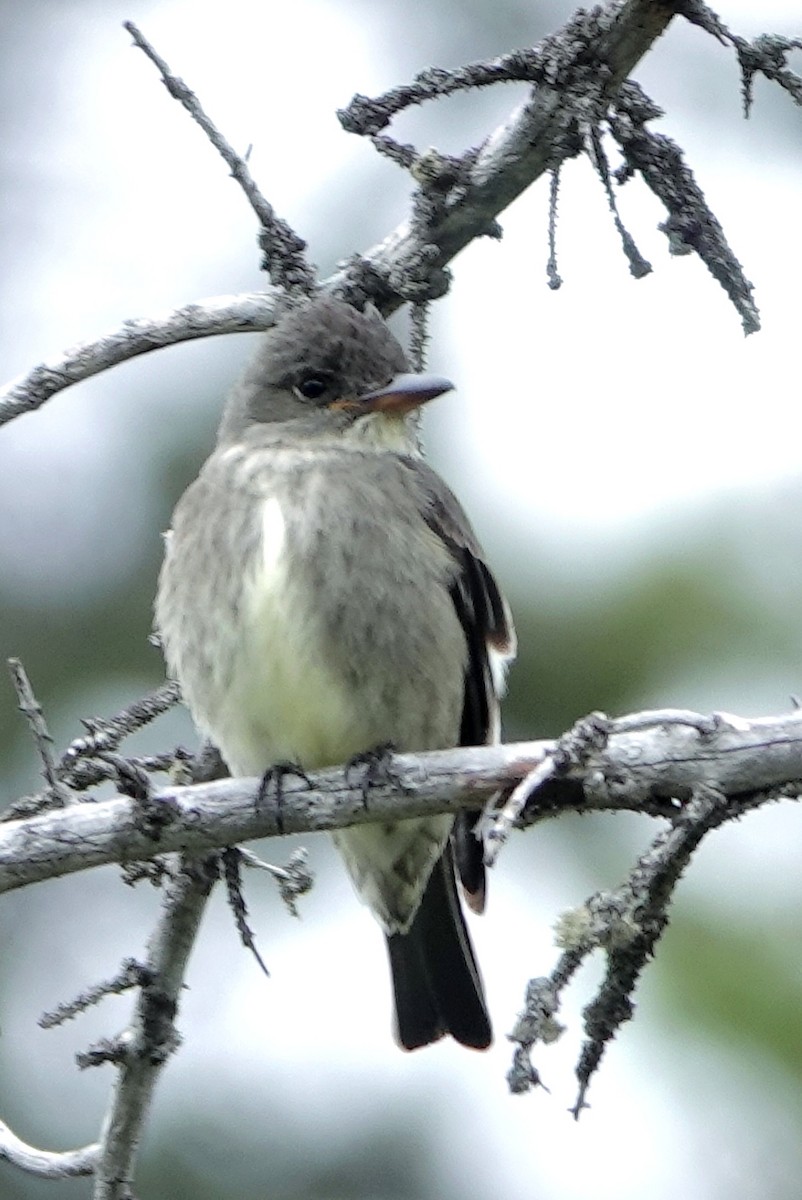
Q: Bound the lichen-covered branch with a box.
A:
[508,779,731,1111]
[0,0,741,429]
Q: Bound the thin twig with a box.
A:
[486,709,723,863]
[609,708,722,736]
[123,21,316,294]
[7,659,70,806]
[733,32,802,118]
[221,848,271,977]
[585,123,651,278]
[64,682,181,767]
[408,301,429,373]
[506,778,735,1110]
[239,846,314,917]
[570,783,724,1115]
[485,712,611,866]
[609,80,760,334]
[39,959,150,1029]
[2,677,183,823]
[507,948,583,1094]
[546,167,562,289]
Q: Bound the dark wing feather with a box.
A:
[402,456,516,911]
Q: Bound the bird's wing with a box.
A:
[401,456,516,912]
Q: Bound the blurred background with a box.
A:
[1,0,801,1197]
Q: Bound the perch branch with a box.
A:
[1,709,801,896]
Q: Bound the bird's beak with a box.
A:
[331,373,454,416]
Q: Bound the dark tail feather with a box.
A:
[452,810,486,914]
[386,846,491,1051]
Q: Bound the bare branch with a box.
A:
[220,848,271,977]
[0,291,280,428]
[0,1,684,427]
[2,709,802,896]
[546,167,563,289]
[1,1,797,433]
[732,32,802,117]
[569,782,722,1115]
[507,951,582,1094]
[93,855,216,1200]
[678,1,731,45]
[585,124,652,278]
[332,0,683,308]
[0,740,547,894]
[1,680,184,824]
[486,712,611,866]
[0,1121,98,1180]
[508,779,732,1113]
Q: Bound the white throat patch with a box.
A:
[348,412,419,454]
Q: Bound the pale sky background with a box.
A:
[1,2,801,1198]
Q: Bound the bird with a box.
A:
[155,295,515,1049]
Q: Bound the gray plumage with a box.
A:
[217,300,408,442]
[155,296,515,1049]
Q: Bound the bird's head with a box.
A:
[218,295,454,445]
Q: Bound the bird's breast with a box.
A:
[211,491,369,775]
[159,445,467,777]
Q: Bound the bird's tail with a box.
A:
[386,844,491,1050]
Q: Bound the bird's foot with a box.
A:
[257,761,311,834]
[345,742,400,809]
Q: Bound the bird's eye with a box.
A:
[295,377,329,401]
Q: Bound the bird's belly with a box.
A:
[208,549,366,776]
[333,817,452,934]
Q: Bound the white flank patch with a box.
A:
[489,634,516,700]
[260,495,286,574]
